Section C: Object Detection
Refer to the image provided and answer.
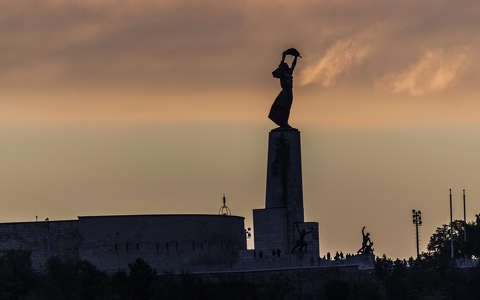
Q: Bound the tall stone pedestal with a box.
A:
[253,128,319,258]
[265,128,304,223]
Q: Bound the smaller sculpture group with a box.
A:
[357,226,374,255]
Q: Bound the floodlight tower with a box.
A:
[412,209,423,258]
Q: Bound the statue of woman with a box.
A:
[268,48,301,128]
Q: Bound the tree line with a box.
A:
[0,215,480,299]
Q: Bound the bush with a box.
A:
[324,279,349,300]
[0,250,36,300]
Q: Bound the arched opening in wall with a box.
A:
[114,243,118,255]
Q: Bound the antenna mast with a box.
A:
[218,193,231,216]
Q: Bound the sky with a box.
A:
[1,0,480,258]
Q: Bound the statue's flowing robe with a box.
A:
[269,65,293,127]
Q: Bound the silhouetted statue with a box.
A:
[357,226,374,255]
[291,224,313,253]
[268,48,301,128]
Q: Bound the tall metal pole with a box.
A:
[450,188,454,259]
[415,218,420,258]
[463,189,467,242]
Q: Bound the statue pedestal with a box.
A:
[253,127,319,257]
[265,128,304,223]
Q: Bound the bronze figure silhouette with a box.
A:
[357,226,374,255]
[268,48,301,128]
[291,223,313,253]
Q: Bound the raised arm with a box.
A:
[290,55,298,73]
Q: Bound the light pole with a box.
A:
[450,188,454,259]
[463,189,467,242]
[412,209,423,258]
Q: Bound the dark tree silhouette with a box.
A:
[0,250,36,300]
[76,260,109,300]
[42,256,78,300]
[128,258,156,300]
[428,217,480,258]
[324,279,350,300]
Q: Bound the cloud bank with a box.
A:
[1,0,480,123]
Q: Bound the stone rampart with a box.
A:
[0,214,246,273]
[78,214,246,273]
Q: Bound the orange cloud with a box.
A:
[299,31,375,87]
[389,48,469,96]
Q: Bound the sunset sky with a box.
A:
[1,0,480,258]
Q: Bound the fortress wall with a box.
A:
[77,215,246,273]
[0,214,246,273]
[0,220,79,269]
